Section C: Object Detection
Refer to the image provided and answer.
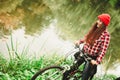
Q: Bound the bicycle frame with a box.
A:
[31,43,93,80]
[62,43,93,80]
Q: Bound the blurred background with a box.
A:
[0,0,120,79]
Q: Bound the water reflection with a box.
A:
[0,20,73,59]
[0,1,53,36]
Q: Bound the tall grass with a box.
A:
[0,55,43,80]
[6,34,20,60]
[0,53,117,80]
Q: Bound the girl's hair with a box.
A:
[85,22,106,46]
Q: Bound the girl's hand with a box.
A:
[74,40,80,46]
[91,60,98,65]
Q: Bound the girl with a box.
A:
[75,13,111,80]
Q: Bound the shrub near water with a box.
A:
[0,55,67,80]
[0,55,43,80]
[0,54,117,80]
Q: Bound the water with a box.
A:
[0,20,74,59]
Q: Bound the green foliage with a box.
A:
[0,0,53,35]
[109,0,118,8]
[0,0,23,13]
[21,0,54,35]
[0,54,117,80]
[109,27,120,63]
[109,0,120,9]
[0,55,43,80]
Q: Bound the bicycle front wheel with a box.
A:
[31,65,64,80]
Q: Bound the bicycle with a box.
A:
[31,43,94,80]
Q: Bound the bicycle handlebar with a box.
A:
[75,43,92,62]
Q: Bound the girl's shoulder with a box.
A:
[102,30,110,37]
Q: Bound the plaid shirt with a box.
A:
[81,30,110,64]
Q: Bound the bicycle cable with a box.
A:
[54,46,77,65]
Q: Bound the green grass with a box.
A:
[0,54,117,80]
[0,55,43,80]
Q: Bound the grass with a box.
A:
[0,53,117,80]
[0,53,71,80]
[0,55,43,80]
